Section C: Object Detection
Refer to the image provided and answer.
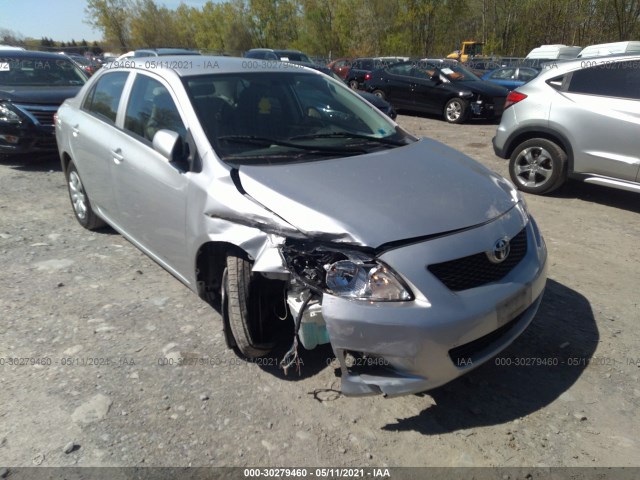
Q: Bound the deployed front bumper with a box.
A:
[322,206,547,397]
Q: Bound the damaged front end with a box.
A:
[255,239,415,393]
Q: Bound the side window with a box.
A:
[82,72,128,123]
[568,61,640,100]
[387,64,413,76]
[124,75,186,143]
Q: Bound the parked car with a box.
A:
[56,56,547,397]
[311,65,397,119]
[327,57,353,80]
[357,90,397,119]
[481,66,540,90]
[0,50,86,157]
[493,55,640,195]
[578,41,640,58]
[68,55,101,76]
[464,59,502,76]
[133,48,201,58]
[345,57,393,90]
[364,60,510,123]
[244,49,313,63]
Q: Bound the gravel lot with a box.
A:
[0,113,639,472]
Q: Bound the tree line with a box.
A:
[12,0,640,59]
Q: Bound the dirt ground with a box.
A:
[0,113,639,473]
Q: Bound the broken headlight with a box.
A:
[326,260,412,301]
[281,242,413,301]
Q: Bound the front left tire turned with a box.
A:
[65,161,105,230]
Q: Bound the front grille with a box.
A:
[428,228,527,291]
[15,104,58,127]
[33,136,57,150]
[448,307,526,366]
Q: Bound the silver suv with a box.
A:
[493,55,640,195]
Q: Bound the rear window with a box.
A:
[568,61,640,99]
[0,55,86,87]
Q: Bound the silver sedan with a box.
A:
[55,56,547,397]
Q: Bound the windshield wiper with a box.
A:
[217,135,367,153]
[289,132,405,146]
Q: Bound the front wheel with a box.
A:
[224,255,276,359]
[509,138,567,194]
[65,161,105,230]
[443,98,469,124]
[372,89,386,100]
[348,79,359,90]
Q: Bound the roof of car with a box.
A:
[0,50,77,60]
[103,55,323,77]
[247,48,304,54]
[533,54,640,80]
[135,48,200,56]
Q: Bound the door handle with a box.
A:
[112,148,124,164]
[72,124,79,137]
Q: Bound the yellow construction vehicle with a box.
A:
[447,41,485,62]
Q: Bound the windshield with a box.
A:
[276,52,312,63]
[418,62,481,82]
[184,71,415,164]
[0,56,86,87]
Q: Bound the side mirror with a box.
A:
[152,129,189,171]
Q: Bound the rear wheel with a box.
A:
[509,138,567,194]
[348,79,359,90]
[65,161,105,230]
[372,89,386,100]
[224,254,276,359]
[444,98,469,124]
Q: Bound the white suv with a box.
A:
[493,55,640,195]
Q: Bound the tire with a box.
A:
[372,89,386,100]
[224,254,274,359]
[509,138,567,195]
[65,161,105,230]
[443,98,469,124]
[348,79,359,90]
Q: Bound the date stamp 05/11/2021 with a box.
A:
[1,354,639,370]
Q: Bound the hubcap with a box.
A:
[69,171,87,220]
[513,147,553,188]
[446,101,462,121]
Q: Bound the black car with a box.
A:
[244,49,313,63]
[363,60,509,123]
[307,65,397,120]
[345,58,390,90]
[0,50,87,157]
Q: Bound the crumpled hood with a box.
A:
[0,86,81,105]
[238,138,518,248]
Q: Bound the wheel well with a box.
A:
[505,131,573,172]
[61,152,71,176]
[195,241,249,305]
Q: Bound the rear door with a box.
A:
[379,64,415,109]
[556,60,640,182]
[109,71,192,281]
[70,71,129,218]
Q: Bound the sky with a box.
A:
[0,0,213,43]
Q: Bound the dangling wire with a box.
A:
[276,288,288,321]
[280,292,314,376]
